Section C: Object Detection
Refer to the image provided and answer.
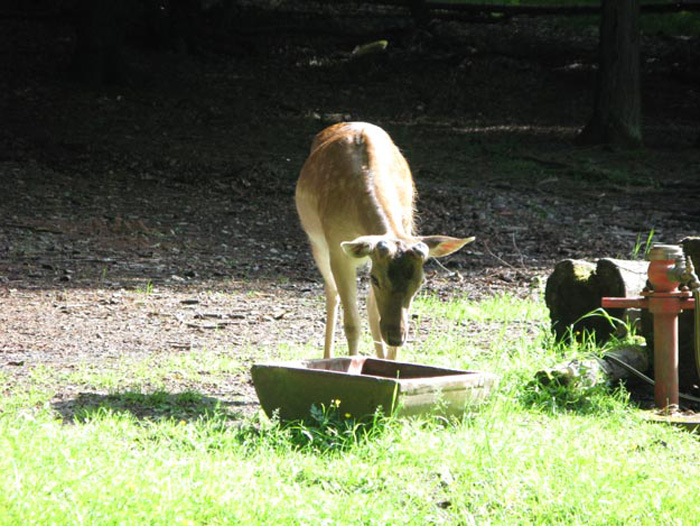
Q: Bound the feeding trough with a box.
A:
[251,356,498,421]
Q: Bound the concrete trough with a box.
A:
[251,356,498,421]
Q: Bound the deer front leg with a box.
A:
[323,285,339,359]
[309,241,339,359]
[368,286,386,359]
[331,254,361,355]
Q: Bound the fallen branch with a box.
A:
[534,344,650,388]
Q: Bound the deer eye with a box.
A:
[370,275,380,288]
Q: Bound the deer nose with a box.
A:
[382,325,406,347]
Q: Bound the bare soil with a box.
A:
[1,13,700,420]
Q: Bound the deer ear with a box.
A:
[419,236,475,258]
[341,236,378,259]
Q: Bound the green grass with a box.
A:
[3,293,700,525]
[632,228,656,260]
[414,292,548,324]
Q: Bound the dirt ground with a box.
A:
[1,11,700,419]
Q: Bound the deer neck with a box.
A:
[359,194,412,242]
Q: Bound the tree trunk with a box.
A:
[578,0,642,148]
[545,258,648,342]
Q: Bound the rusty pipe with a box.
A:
[601,244,696,411]
[601,297,647,310]
[648,295,682,408]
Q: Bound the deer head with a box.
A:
[342,235,474,347]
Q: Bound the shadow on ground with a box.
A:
[52,390,257,424]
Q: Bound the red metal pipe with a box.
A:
[649,296,682,407]
[601,297,695,311]
[601,297,647,310]
[601,245,696,411]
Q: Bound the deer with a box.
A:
[295,122,474,361]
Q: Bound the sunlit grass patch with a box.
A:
[3,293,700,525]
[408,293,551,373]
[2,388,700,525]
[414,292,548,324]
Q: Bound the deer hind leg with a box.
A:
[368,286,386,359]
[310,241,338,359]
[330,253,361,356]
